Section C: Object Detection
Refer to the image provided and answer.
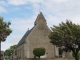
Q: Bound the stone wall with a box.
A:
[16,43,25,59]
[26,22,55,58]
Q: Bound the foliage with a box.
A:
[0,17,12,41]
[10,45,17,50]
[72,51,80,57]
[33,47,46,58]
[59,47,71,55]
[59,48,63,55]
[4,45,16,56]
[49,20,80,60]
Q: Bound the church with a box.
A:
[12,12,60,59]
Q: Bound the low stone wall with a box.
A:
[20,58,75,60]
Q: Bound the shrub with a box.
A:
[33,47,46,58]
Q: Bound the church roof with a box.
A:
[17,28,33,47]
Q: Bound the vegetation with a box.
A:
[0,17,12,41]
[72,51,80,57]
[49,20,80,60]
[4,45,16,56]
[33,47,46,58]
[0,17,12,59]
[59,48,63,56]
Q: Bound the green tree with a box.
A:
[10,45,16,50]
[33,47,46,58]
[4,45,16,56]
[72,51,80,57]
[0,17,12,59]
[49,20,80,60]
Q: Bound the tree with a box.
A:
[4,49,12,56]
[33,47,46,58]
[10,45,17,50]
[49,20,80,60]
[4,45,16,56]
[72,51,80,57]
[0,17,12,59]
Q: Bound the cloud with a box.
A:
[71,15,80,24]
[7,0,44,5]
[0,6,7,13]
[10,16,36,30]
[1,41,13,51]
[7,0,29,5]
[52,0,69,3]
[0,0,7,6]
[11,7,20,11]
[41,0,80,24]
[7,0,69,6]
[0,1,7,14]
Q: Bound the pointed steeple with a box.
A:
[34,12,46,25]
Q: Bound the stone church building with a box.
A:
[12,12,61,59]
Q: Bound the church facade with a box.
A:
[13,12,59,59]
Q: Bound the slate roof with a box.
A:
[17,28,33,47]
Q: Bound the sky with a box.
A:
[0,0,80,51]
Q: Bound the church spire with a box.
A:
[34,12,46,25]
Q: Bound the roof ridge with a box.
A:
[17,28,33,47]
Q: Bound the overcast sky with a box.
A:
[1,0,80,51]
